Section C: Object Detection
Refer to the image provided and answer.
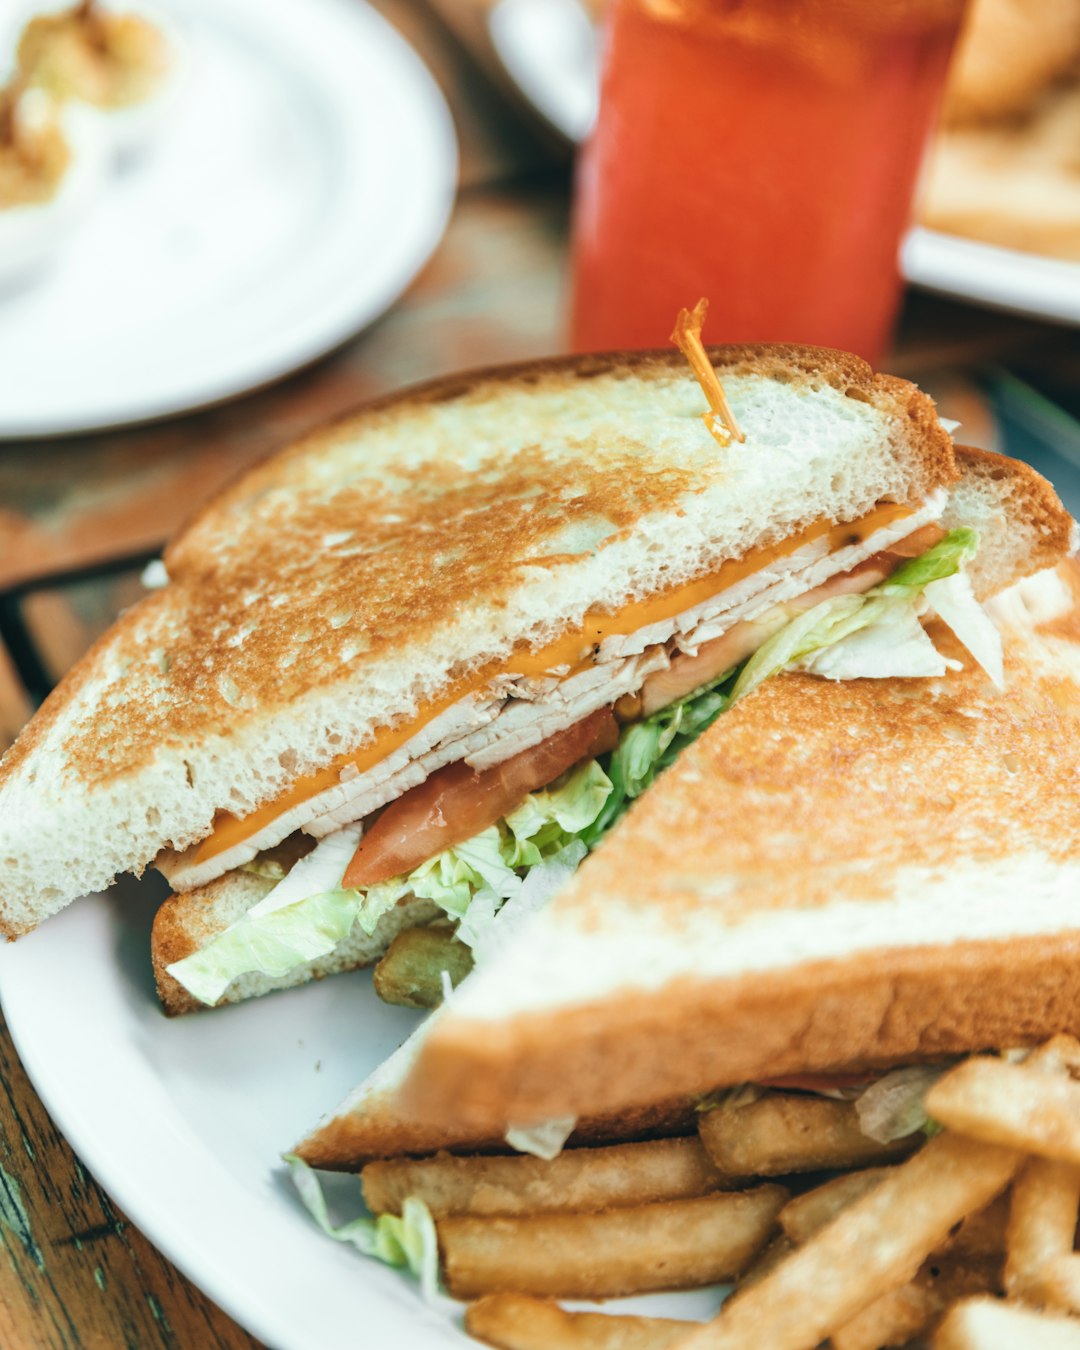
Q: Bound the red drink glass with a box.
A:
[570,0,967,362]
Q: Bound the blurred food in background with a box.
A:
[11,0,186,163]
[0,0,456,437]
[0,79,68,206]
[18,0,171,110]
[0,0,180,290]
[0,78,104,287]
[941,0,1080,123]
[919,0,1080,258]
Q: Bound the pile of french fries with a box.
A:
[360,1035,1080,1348]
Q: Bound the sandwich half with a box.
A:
[399,557,1080,1137]
[0,342,1059,1015]
[293,552,1080,1168]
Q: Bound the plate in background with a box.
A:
[0,0,457,437]
[0,876,719,1348]
[490,0,1080,328]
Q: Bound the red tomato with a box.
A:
[342,706,619,890]
[883,523,947,559]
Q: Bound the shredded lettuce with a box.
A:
[168,763,612,1004]
[732,528,988,701]
[880,527,978,593]
[581,668,736,846]
[355,760,614,942]
[285,1154,440,1303]
[796,604,956,682]
[504,1115,577,1160]
[924,572,1005,688]
[854,1065,950,1143]
[167,889,361,1006]
[461,839,587,964]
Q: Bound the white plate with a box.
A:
[0,878,720,1348]
[0,0,457,437]
[490,0,1080,328]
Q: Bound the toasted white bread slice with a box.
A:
[0,346,961,938]
[396,555,1080,1138]
[151,447,1074,1018]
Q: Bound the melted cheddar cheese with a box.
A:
[193,502,914,863]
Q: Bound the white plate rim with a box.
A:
[0,880,721,1348]
[0,886,472,1350]
[1,0,458,438]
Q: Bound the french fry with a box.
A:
[671,1132,1022,1350]
[697,1094,915,1176]
[778,1168,893,1244]
[925,1039,1080,1163]
[465,1294,691,1350]
[362,1138,727,1219]
[933,1295,1080,1349]
[438,1185,787,1300]
[781,1167,1006,1257]
[832,1254,1002,1350]
[372,923,473,1009]
[1005,1158,1080,1300]
[830,1280,933,1350]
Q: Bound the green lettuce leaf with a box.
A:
[170,762,615,1005]
[581,668,735,846]
[167,889,360,1006]
[731,528,979,703]
[877,527,978,594]
[285,1154,440,1302]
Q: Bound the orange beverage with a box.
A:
[570,0,966,362]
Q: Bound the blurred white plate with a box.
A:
[901,228,1080,326]
[491,0,1080,328]
[0,877,719,1348]
[0,0,457,437]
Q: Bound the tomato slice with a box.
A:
[342,706,620,890]
[880,522,946,559]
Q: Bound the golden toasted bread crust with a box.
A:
[407,933,1080,1132]
[947,444,1078,590]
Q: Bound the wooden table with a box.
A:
[0,3,1077,1345]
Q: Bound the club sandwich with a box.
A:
[0,328,1067,1028]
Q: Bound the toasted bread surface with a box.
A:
[0,347,956,938]
[403,555,1080,1133]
